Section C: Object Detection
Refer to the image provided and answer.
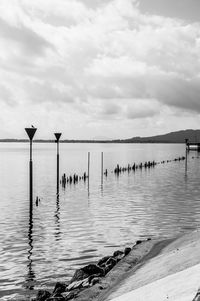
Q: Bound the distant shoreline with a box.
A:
[1,129,199,144]
[0,140,186,144]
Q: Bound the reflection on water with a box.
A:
[0,143,200,299]
[25,208,35,291]
[185,149,188,176]
[55,194,61,242]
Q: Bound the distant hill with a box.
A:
[92,136,112,141]
[121,129,200,143]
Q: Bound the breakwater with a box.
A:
[32,239,151,301]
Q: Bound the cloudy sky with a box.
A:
[0,0,200,139]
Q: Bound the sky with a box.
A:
[0,0,200,140]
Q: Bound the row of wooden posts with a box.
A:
[113,156,186,175]
[60,152,105,188]
[60,154,187,189]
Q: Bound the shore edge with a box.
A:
[74,236,175,301]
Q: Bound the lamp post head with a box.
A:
[25,127,37,141]
[54,133,62,142]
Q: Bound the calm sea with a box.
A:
[0,142,199,300]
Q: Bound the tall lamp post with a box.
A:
[25,127,37,209]
[54,133,62,194]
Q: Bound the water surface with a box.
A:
[0,143,199,300]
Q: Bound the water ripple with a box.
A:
[0,143,199,299]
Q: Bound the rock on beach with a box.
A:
[33,239,153,301]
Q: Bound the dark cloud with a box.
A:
[0,84,15,106]
[87,68,200,116]
[85,74,149,100]
[126,106,158,119]
[40,15,76,27]
[139,0,200,22]
[101,102,121,115]
[147,76,200,113]
[125,99,160,119]
[0,17,54,56]
[24,81,74,104]
[79,0,113,9]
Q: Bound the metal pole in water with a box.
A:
[54,133,62,195]
[25,127,37,209]
[57,144,59,193]
[30,140,33,208]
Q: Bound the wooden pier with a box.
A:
[186,141,200,151]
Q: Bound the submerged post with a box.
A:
[25,127,37,210]
[54,133,62,195]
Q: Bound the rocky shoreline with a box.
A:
[32,238,154,301]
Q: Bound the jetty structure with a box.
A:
[185,139,200,151]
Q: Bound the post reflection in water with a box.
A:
[54,193,61,241]
[185,148,188,177]
[101,152,103,191]
[101,152,105,196]
[87,166,90,199]
[25,206,35,291]
[100,178,103,196]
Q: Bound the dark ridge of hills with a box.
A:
[123,129,200,143]
[0,129,199,143]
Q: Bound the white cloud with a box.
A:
[0,0,200,138]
